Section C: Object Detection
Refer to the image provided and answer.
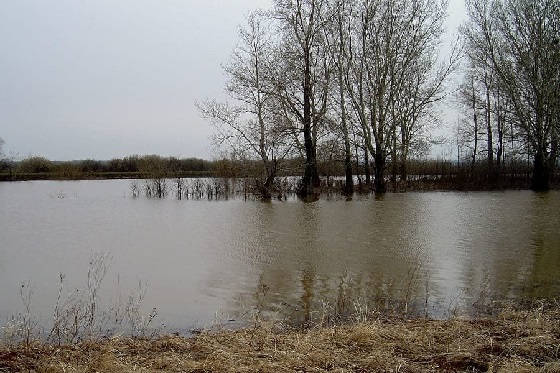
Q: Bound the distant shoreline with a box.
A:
[2,171,559,193]
[2,154,558,192]
[0,170,214,182]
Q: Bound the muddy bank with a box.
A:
[2,306,559,372]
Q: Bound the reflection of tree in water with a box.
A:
[214,192,560,327]
[246,200,428,322]
[522,193,560,300]
[238,263,431,328]
[300,265,315,325]
[451,192,560,315]
[222,195,558,325]
[478,192,560,308]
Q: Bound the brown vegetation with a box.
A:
[0,155,214,181]
[2,305,559,372]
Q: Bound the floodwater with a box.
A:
[1,179,559,332]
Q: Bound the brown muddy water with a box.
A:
[0,179,559,333]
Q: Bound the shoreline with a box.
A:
[1,172,557,194]
[0,171,214,182]
[2,306,559,372]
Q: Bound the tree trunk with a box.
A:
[373,141,386,193]
[337,17,353,196]
[496,115,503,169]
[550,129,558,183]
[470,79,478,174]
[531,148,549,191]
[343,141,354,195]
[374,152,386,193]
[299,48,320,198]
[391,126,397,191]
[496,129,503,169]
[400,144,408,192]
[399,160,407,191]
[400,124,409,191]
[258,159,277,200]
[485,74,493,175]
[495,90,503,170]
[364,144,371,188]
[354,143,363,189]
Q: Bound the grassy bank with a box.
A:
[2,306,559,372]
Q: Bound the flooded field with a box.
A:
[1,179,559,334]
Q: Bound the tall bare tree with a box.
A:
[462,0,560,190]
[457,70,482,170]
[345,0,450,192]
[393,31,460,190]
[330,0,354,194]
[198,12,289,199]
[272,0,333,197]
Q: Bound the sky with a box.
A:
[0,0,465,161]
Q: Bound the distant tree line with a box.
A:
[0,155,216,180]
[0,153,363,181]
[199,0,559,197]
[0,149,551,192]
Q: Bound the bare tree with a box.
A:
[493,83,507,167]
[272,0,333,198]
[457,70,482,170]
[462,0,560,190]
[345,0,450,193]
[483,71,494,173]
[329,0,354,194]
[393,32,460,190]
[198,12,290,199]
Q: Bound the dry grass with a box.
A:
[1,306,559,372]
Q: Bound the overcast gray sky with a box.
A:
[0,0,465,161]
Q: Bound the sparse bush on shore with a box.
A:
[1,302,559,372]
[1,253,159,350]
